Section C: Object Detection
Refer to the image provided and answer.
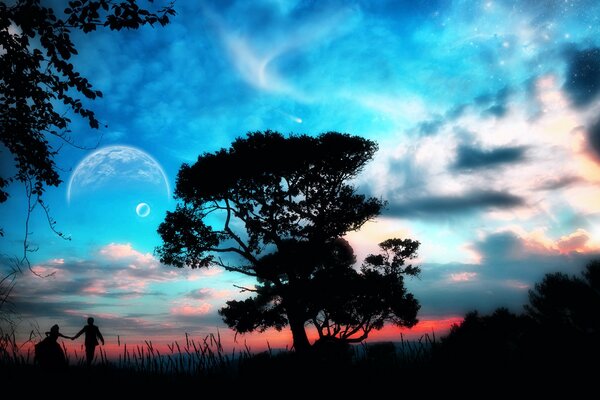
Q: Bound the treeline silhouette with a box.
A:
[433,260,600,387]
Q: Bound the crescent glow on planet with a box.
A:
[67,145,170,204]
[136,202,151,217]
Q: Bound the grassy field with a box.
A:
[2,326,596,395]
[1,328,440,390]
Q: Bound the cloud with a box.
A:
[359,72,599,231]
[477,86,513,118]
[449,272,478,282]
[492,226,600,256]
[411,228,600,316]
[186,288,232,300]
[14,243,181,305]
[476,228,600,267]
[99,243,154,264]
[556,229,599,254]
[7,240,247,344]
[187,288,214,299]
[563,47,600,108]
[386,190,524,218]
[200,2,356,99]
[413,87,514,137]
[587,117,600,161]
[185,267,225,281]
[453,144,527,170]
[171,302,212,316]
[535,176,582,191]
[417,118,444,136]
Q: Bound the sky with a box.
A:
[2,0,600,352]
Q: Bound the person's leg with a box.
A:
[86,345,95,366]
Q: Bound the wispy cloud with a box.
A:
[200,2,357,100]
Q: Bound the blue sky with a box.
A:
[2,0,600,347]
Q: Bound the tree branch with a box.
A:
[233,284,258,293]
[223,198,259,265]
[214,258,257,277]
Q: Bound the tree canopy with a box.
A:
[157,131,421,352]
[0,0,175,206]
[525,260,600,334]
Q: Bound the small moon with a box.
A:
[136,203,151,218]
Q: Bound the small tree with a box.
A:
[306,238,420,344]
[157,131,420,352]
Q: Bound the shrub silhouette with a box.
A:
[435,308,531,370]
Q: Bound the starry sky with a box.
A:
[2,0,600,350]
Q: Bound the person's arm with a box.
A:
[71,327,85,340]
[97,328,104,345]
[58,333,71,339]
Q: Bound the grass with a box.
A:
[1,327,436,378]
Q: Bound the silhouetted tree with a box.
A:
[526,260,600,336]
[0,0,175,207]
[308,238,420,344]
[157,131,420,352]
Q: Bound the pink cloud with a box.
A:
[81,283,107,294]
[99,243,155,265]
[505,280,529,290]
[556,229,595,254]
[185,267,224,281]
[171,303,212,316]
[449,272,478,282]
[501,227,600,256]
[30,265,60,276]
[30,257,69,277]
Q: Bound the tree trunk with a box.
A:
[288,311,311,353]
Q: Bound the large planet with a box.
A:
[65,145,171,243]
[68,146,170,203]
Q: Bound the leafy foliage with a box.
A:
[309,238,420,343]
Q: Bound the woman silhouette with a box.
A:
[34,324,70,369]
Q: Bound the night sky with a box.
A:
[2,0,600,349]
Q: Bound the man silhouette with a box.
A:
[72,317,104,366]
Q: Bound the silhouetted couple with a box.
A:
[35,317,104,368]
